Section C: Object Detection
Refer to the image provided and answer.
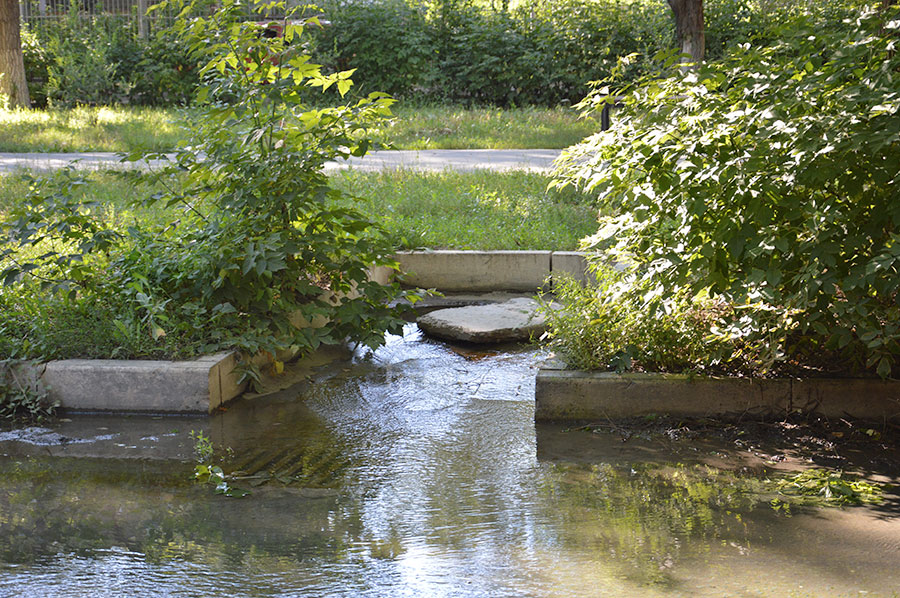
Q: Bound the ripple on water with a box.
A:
[1,324,898,597]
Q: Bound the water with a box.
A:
[1,324,899,597]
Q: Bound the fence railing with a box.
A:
[19,0,301,37]
[19,0,172,37]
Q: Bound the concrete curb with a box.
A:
[371,250,595,292]
[25,250,592,414]
[32,352,244,414]
[33,345,348,414]
[534,369,900,422]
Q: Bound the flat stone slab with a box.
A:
[417,297,548,343]
[535,368,900,422]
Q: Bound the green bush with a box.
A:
[20,0,862,108]
[42,5,137,107]
[553,4,900,377]
[24,7,199,107]
[313,0,673,106]
[21,25,52,108]
[312,0,434,98]
[314,0,860,107]
[2,0,417,369]
[541,270,727,373]
[129,30,201,106]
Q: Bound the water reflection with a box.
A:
[1,324,898,597]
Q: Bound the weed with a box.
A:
[773,469,885,506]
[0,359,57,422]
[189,430,248,498]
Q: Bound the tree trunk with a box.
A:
[667,0,705,64]
[0,0,29,108]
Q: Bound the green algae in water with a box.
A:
[772,468,886,506]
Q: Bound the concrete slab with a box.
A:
[396,250,551,292]
[375,250,603,293]
[535,368,900,422]
[40,352,241,414]
[550,251,596,287]
[30,345,351,415]
[417,297,548,343]
[535,370,792,421]
[791,378,900,420]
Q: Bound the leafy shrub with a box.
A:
[514,0,671,105]
[42,5,137,106]
[129,31,200,106]
[20,25,52,108]
[554,5,900,377]
[428,2,533,106]
[704,0,866,59]
[314,0,673,106]
[2,0,417,369]
[313,0,434,98]
[25,5,199,107]
[22,0,864,108]
[541,270,728,373]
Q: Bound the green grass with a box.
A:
[373,104,597,150]
[0,169,170,226]
[0,169,596,251]
[0,106,188,153]
[0,104,595,153]
[333,169,597,250]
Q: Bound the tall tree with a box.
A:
[0,0,29,107]
[667,0,704,64]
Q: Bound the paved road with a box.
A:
[0,149,562,174]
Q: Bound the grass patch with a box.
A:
[372,104,597,150]
[331,169,596,250]
[0,104,594,153]
[0,106,188,153]
[0,170,169,224]
[1,169,596,252]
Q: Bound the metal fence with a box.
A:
[19,0,302,37]
[19,0,168,37]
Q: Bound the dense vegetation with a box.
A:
[3,0,894,423]
[1,0,416,380]
[20,0,861,109]
[548,4,900,378]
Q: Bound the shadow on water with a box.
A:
[1,324,899,597]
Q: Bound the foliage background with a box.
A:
[19,0,868,108]
[550,3,900,377]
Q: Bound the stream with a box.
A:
[1,324,899,597]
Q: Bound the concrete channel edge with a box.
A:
[39,249,896,421]
[35,250,591,413]
[534,368,900,422]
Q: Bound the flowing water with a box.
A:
[1,324,899,597]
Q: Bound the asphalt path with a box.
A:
[0,149,562,174]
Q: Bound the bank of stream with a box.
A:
[1,324,899,597]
